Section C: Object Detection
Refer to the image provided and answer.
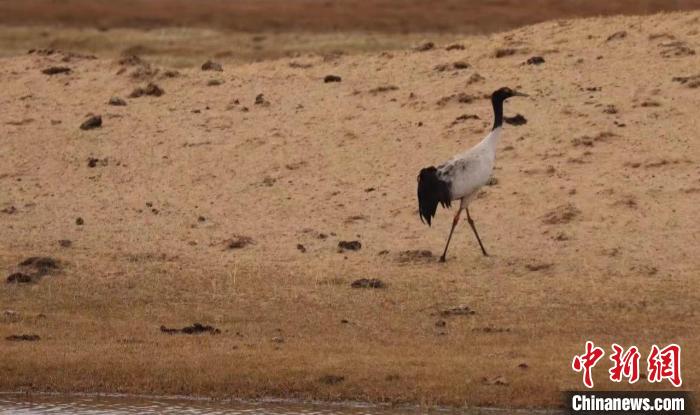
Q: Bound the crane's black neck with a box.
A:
[492,96,504,131]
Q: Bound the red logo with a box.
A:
[572,342,682,388]
[572,341,605,388]
[647,344,682,387]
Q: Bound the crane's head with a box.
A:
[492,87,528,103]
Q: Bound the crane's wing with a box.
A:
[417,166,452,226]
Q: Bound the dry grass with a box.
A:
[1,11,700,409]
[1,0,700,32]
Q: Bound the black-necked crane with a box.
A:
[417,87,527,262]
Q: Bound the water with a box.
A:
[0,394,560,415]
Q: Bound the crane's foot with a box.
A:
[439,255,447,263]
[481,250,489,257]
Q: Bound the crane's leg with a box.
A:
[439,207,462,263]
[466,207,489,257]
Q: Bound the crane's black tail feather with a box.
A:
[417,166,452,226]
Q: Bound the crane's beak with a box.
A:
[513,91,529,97]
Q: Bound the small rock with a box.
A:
[160,323,220,335]
[525,262,553,271]
[518,363,529,369]
[440,305,475,317]
[7,273,33,284]
[80,115,102,130]
[324,75,342,83]
[255,93,269,106]
[6,334,40,341]
[58,239,72,248]
[296,244,306,253]
[1,206,17,214]
[338,240,362,251]
[351,278,385,289]
[42,66,71,75]
[606,31,627,42]
[207,79,224,86]
[415,42,434,52]
[494,48,517,58]
[435,320,446,327]
[108,97,127,106]
[542,203,581,225]
[129,83,164,98]
[504,114,527,126]
[201,60,223,71]
[369,85,399,94]
[526,56,545,65]
[445,44,464,51]
[225,235,254,249]
[76,217,84,226]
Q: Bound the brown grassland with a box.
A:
[1,10,700,410]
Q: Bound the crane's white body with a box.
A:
[436,126,502,206]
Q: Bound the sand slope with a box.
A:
[1,11,699,408]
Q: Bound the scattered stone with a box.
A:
[1,206,17,214]
[161,70,180,78]
[160,323,220,335]
[435,62,470,71]
[437,92,476,106]
[504,114,527,125]
[396,250,433,263]
[338,240,362,251]
[415,42,435,52]
[494,48,517,58]
[207,79,224,86]
[542,203,581,225]
[87,157,108,168]
[672,74,700,88]
[571,131,615,147]
[369,85,399,94]
[296,244,307,253]
[526,56,545,65]
[324,75,342,83]
[58,239,72,248]
[108,96,127,106]
[19,257,59,274]
[225,235,254,249]
[7,273,33,284]
[319,375,345,385]
[41,66,71,75]
[466,73,485,85]
[519,363,529,369]
[80,115,102,130]
[606,31,627,42]
[482,376,509,386]
[440,305,475,317]
[660,41,695,58]
[129,83,164,98]
[75,217,84,226]
[525,262,553,271]
[435,320,446,327]
[201,60,223,71]
[351,278,385,289]
[603,104,618,114]
[6,334,40,342]
[445,44,465,51]
[254,93,270,106]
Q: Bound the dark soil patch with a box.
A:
[504,114,527,125]
[338,240,361,251]
[160,323,221,335]
[6,272,33,284]
[201,60,223,71]
[440,305,476,317]
[6,334,40,341]
[108,96,127,106]
[319,374,345,385]
[80,115,102,130]
[526,56,545,65]
[351,278,385,289]
[129,82,164,98]
[415,42,434,52]
[42,66,71,75]
[396,249,433,263]
[542,203,581,225]
[369,85,399,94]
[225,235,254,249]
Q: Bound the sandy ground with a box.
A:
[1,11,700,409]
